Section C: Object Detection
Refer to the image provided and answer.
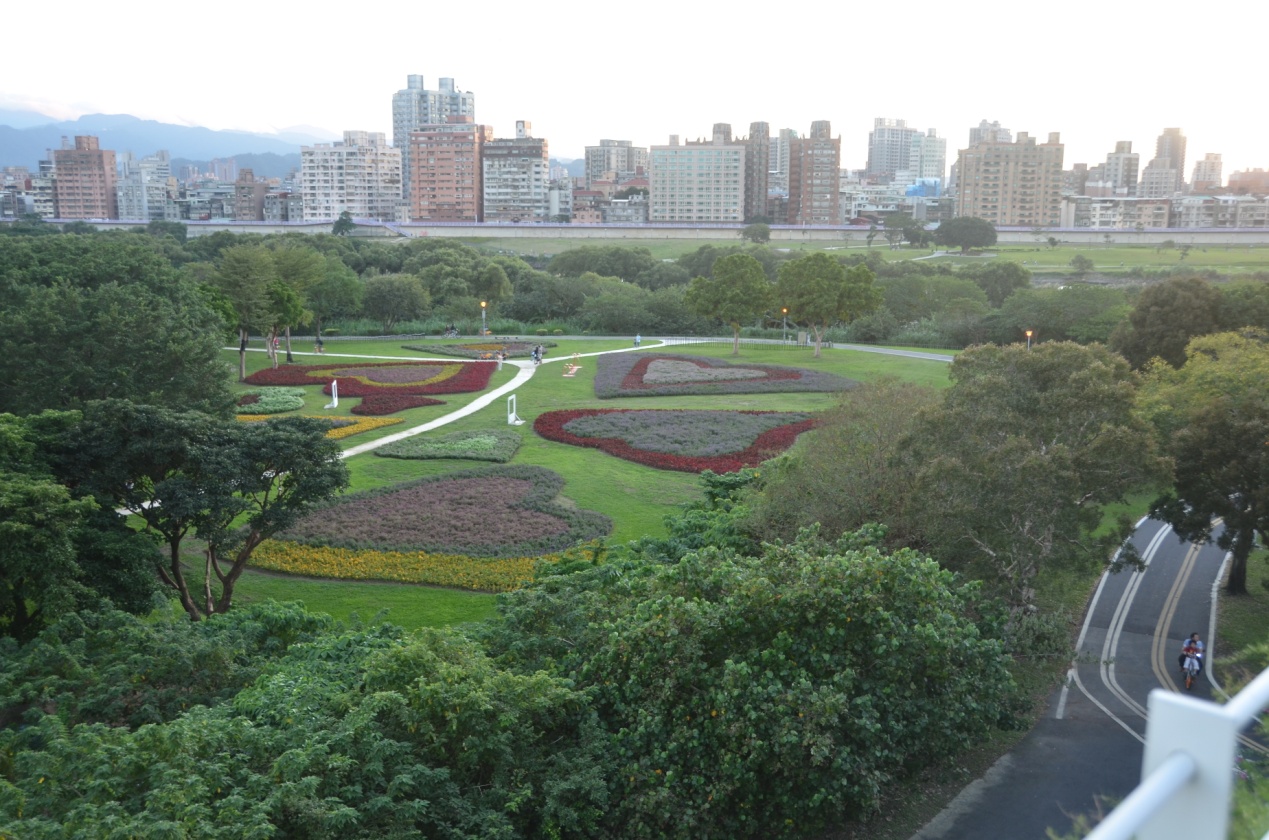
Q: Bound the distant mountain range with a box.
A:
[0,109,583,181]
[0,111,329,177]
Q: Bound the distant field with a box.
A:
[451,234,1269,276]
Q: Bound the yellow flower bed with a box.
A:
[252,540,562,591]
[235,415,403,439]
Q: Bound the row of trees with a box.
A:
[747,331,1269,603]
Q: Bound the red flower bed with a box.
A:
[534,409,818,473]
[351,394,446,416]
[244,361,495,397]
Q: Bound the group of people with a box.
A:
[1178,632,1205,676]
[530,345,546,365]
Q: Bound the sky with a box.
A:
[5,0,1264,178]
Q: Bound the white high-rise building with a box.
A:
[969,119,1012,146]
[583,139,648,186]
[907,128,946,182]
[116,150,177,221]
[300,131,402,222]
[768,128,797,195]
[392,75,475,197]
[649,134,746,223]
[867,118,918,182]
[1104,141,1140,195]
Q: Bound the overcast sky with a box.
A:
[5,0,1263,178]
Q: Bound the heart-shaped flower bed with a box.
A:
[534,409,817,473]
[594,353,856,398]
[277,465,610,557]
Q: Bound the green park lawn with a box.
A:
[222,339,954,629]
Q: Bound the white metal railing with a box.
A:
[1087,665,1269,840]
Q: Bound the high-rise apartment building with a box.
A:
[1229,168,1269,194]
[392,75,475,197]
[908,128,947,183]
[969,120,1012,146]
[233,167,268,221]
[744,121,770,222]
[1190,153,1222,193]
[408,116,493,222]
[583,139,648,187]
[867,118,917,183]
[52,135,118,219]
[954,131,1064,227]
[300,131,402,222]
[1104,141,1139,195]
[1138,157,1181,200]
[787,121,840,225]
[1154,128,1187,193]
[648,133,746,223]
[116,150,176,221]
[482,121,550,223]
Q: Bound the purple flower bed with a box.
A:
[594,353,857,398]
[535,409,819,473]
[279,465,611,557]
[562,410,811,456]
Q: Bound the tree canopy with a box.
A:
[776,253,880,357]
[1109,275,1224,369]
[684,253,773,354]
[1139,330,1269,594]
[934,217,997,253]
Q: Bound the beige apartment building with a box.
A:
[648,133,746,223]
[300,131,402,222]
[408,117,493,222]
[787,121,841,225]
[954,131,1064,227]
[52,135,117,219]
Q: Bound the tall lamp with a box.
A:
[481,300,487,336]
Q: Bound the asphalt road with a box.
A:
[912,519,1241,840]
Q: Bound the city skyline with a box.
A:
[4,0,1264,179]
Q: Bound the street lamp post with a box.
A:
[481,300,487,336]
[1025,329,1033,350]
[782,307,788,342]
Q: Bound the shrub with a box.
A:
[553,329,564,335]
[375,429,521,462]
[536,328,548,335]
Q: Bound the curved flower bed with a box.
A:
[236,414,403,439]
[236,387,306,414]
[250,540,599,591]
[375,429,522,463]
[243,360,495,397]
[594,353,856,398]
[278,464,611,558]
[402,341,555,359]
[534,409,818,473]
[351,394,446,416]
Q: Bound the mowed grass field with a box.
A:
[455,234,1269,276]
[225,338,953,628]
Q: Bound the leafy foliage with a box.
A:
[777,252,881,357]
[236,387,306,414]
[934,217,998,253]
[685,253,774,354]
[1109,275,1224,369]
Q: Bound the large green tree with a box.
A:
[684,253,773,354]
[214,244,278,381]
[776,252,880,357]
[363,273,430,334]
[547,245,658,282]
[906,342,1170,606]
[1109,275,1224,369]
[0,236,232,414]
[934,216,997,253]
[962,261,1031,308]
[1139,331,1269,595]
[268,245,324,361]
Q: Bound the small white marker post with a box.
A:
[324,379,339,409]
[507,394,525,425]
